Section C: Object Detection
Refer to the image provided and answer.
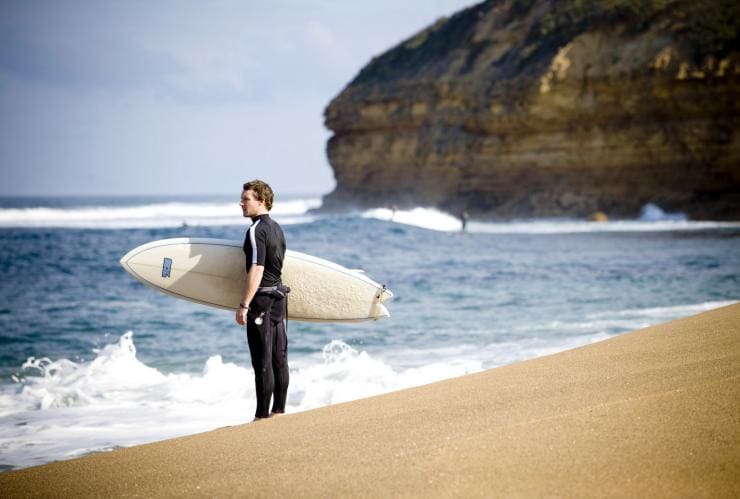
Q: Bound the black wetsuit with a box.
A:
[243,213,289,418]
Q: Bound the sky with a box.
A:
[0,0,476,197]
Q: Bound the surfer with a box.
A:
[460,210,469,232]
[236,180,290,420]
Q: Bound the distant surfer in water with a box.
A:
[236,180,290,420]
[460,210,469,232]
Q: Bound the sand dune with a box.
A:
[2,303,738,498]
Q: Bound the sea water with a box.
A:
[0,195,738,471]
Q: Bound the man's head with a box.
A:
[240,180,273,218]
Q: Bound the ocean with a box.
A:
[0,195,738,471]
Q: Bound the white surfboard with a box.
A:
[120,238,393,322]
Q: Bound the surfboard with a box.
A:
[119,238,393,322]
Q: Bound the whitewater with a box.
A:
[1,197,739,232]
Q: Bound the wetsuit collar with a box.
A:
[250,213,270,223]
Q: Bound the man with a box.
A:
[236,180,289,420]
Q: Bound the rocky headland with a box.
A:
[322,0,740,220]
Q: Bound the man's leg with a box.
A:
[270,297,289,414]
[271,315,289,414]
[246,300,274,419]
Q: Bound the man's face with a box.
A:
[240,189,263,218]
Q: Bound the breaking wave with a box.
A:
[0,198,321,229]
[361,204,740,233]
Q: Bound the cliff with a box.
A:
[322,0,740,219]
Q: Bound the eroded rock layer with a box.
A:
[323,0,740,219]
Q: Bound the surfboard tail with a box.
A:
[371,286,393,319]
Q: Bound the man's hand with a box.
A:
[236,306,247,326]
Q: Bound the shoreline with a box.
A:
[1,303,738,497]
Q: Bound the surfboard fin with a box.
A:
[375,304,390,319]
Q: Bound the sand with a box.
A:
[1,303,738,498]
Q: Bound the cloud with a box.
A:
[0,0,476,196]
[0,2,176,91]
[0,1,268,102]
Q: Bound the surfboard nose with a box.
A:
[119,249,136,273]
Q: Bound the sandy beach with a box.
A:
[1,303,738,497]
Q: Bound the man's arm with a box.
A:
[236,265,264,326]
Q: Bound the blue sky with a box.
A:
[0,0,475,196]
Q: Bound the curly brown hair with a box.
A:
[242,180,274,211]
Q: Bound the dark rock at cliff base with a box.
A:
[322,0,740,220]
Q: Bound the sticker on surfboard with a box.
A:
[161,258,172,278]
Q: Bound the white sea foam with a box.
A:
[0,299,734,470]
[289,340,481,410]
[0,332,480,470]
[362,207,463,231]
[0,198,321,229]
[361,204,739,234]
[467,220,740,234]
[587,300,738,323]
[639,203,687,222]
[3,199,737,232]
[513,300,738,338]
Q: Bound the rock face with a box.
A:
[322,0,740,219]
